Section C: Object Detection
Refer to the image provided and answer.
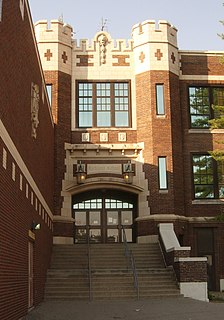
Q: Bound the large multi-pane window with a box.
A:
[192,155,224,199]
[189,87,224,128]
[77,81,130,128]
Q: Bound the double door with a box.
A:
[75,209,133,243]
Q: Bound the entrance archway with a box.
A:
[72,189,137,243]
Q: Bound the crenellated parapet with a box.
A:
[34,19,180,77]
[35,20,73,75]
[72,31,134,80]
[73,32,133,53]
[132,20,179,76]
[132,20,177,48]
[35,20,73,46]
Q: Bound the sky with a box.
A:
[29,0,224,51]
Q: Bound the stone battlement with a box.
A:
[132,20,178,48]
[34,20,73,47]
[73,31,133,53]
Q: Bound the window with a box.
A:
[77,81,130,128]
[46,84,52,106]
[0,0,2,21]
[158,157,168,189]
[156,84,165,115]
[189,86,224,128]
[192,154,224,199]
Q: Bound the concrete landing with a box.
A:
[25,297,224,320]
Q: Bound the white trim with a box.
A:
[179,282,209,302]
[2,147,7,169]
[180,75,224,81]
[0,119,53,220]
[175,257,207,262]
[192,199,224,205]
[167,246,191,253]
[179,50,224,55]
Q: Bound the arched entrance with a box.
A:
[72,189,137,244]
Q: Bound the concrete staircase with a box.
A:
[45,242,181,300]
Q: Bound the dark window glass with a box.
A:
[189,87,224,128]
[192,155,224,199]
[193,155,214,198]
[189,87,210,128]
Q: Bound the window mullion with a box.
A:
[213,159,219,198]
[209,87,214,120]
[92,83,97,127]
[111,83,115,127]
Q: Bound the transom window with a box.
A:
[77,81,130,128]
[192,155,224,199]
[73,198,133,210]
[189,86,224,128]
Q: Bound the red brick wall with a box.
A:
[44,71,72,217]
[0,0,54,211]
[180,79,224,217]
[0,1,54,319]
[0,140,53,320]
[181,54,223,76]
[136,70,184,215]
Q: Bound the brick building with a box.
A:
[34,17,224,294]
[1,0,224,318]
[0,1,54,319]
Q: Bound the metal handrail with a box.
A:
[121,226,139,299]
[87,234,92,301]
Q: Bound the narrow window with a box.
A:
[46,84,52,106]
[0,0,3,22]
[156,84,165,115]
[158,157,167,189]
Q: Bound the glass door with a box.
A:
[73,191,136,244]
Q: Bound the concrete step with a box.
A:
[45,243,181,301]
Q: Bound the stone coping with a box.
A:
[175,257,207,262]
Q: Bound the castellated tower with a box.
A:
[132,20,184,216]
[132,20,179,75]
[34,20,73,75]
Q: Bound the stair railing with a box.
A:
[121,226,139,300]
[87,233,92,301]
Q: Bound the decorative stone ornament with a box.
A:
[97,33,108,65]
[31,83,40,139]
